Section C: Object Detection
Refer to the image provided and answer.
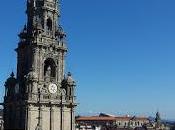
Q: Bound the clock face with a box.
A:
[48,83,57,94]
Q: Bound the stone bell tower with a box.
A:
[3,0,77,130]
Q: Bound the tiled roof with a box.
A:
[76,116,116,121]
[116,116,148,121]
[76,116,149,122]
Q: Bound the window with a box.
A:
[47,18,52,31]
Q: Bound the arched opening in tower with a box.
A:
[47,18,53,31]
[44,58,56,78]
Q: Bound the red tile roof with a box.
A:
[76,116,116,121]
[76,116,149,122]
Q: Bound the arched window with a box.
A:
[47,18,52,31]
[44,58,56,78]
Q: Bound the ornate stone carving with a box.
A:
[4,0,76,129]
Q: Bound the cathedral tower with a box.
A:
[3,0,76,130]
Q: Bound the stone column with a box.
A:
[32,80,38,100]
[56,59,58,83]
[27,105,32,130]
[32,48,38,71]
[52,13,55,35]
[73,108,75,130]
[50,106,54,130]
[71,106,75,130]
[37,48,43,80]
[58,52,61,82]
[40,106,43,129]
[43,10,47,32]
[60,104,64,130]
[62,52,65,80]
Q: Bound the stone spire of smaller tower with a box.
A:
[155,111,161,123]
[10,72,15,78]
[61,72,76,102]
[62,72,76,86]
[155,111,161,129]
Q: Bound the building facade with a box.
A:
[3,0,76,130]
[75,114,149,130]
[76,113,172,130]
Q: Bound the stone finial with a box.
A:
[67,72,76,86]
[67,72,72,77]
[10,72,15,78]
[155,111,161,122]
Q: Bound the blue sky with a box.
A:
[0,0,175,120]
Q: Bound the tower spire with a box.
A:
[26,0,62,40]
[17,0,67,81]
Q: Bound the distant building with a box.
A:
[75,113,149,130]
[144,112,171,130]
[75,112,173,130]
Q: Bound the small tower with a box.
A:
[3,0,77,130]
[155,112,161,129]
[3,72,17,129]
